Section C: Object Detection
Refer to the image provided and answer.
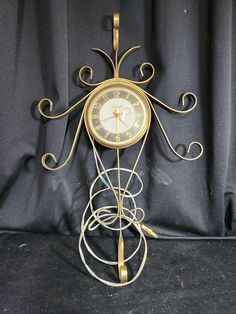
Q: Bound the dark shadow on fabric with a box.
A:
[0,159,23,210]
[197,1,216,232]
[101,15,112,32]
[144,0,163,95]
[15,0,25,81]
[224,191,236,236]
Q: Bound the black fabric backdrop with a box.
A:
[0,0,236,238]
[1,234,235,313]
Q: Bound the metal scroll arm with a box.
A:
[128,62,155,85]
[79,13,119,85]
[41,110,85,171]
[144,91,198,114]
[116,45,155,84]
[79,48,116,87]
[148,99,203,161]
[78,14,155,84]
[38,92,92,120]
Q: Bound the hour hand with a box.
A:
[100,114,116,122]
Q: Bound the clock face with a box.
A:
[85,80,151,148]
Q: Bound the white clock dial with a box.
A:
[99,98,135,133]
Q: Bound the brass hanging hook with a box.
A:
[113,13,120,77]
[113,13,119,53]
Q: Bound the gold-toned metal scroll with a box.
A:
[38,12,203,286]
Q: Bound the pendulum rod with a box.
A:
[117,148,128,283]
[120,123,158,238]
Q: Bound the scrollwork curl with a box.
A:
[41,110,85,170]
[148,99,203,161]
[117,46,140,73]
[38,92,91,120]
[92,48,116,73]
[79,66,105,87]
[145,91,198,114]
[128,62,155,85]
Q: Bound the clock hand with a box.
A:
[100,115,116,122]
[116,108,119,136]
[100,111,123,122]
[113,111,123,117]
[113,109,129,128]
[117,115,129,128]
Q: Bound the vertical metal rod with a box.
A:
[117,148,128,283]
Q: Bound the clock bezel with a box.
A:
[84,78,151,149]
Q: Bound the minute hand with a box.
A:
[117,115,129,128]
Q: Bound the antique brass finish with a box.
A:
[38,13,203,287]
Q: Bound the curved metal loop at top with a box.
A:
[113,13,120,53]
[144,91,198,114]
[38,91,92,120]
[79,66,107,88]
[148,98,203,161]
[117,46,140,74]
[128,62,155,86]
[92,48,116,72]
[79,48,117,87]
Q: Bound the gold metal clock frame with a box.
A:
[84,79,151,149]
[38,13,203,287]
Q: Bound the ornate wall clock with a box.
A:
[38,13,203,287]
